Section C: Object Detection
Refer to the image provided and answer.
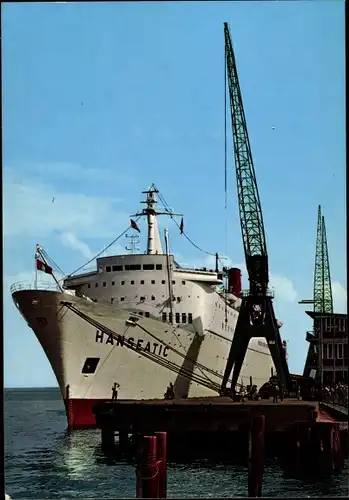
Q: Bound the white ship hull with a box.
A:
[12,287,274,428]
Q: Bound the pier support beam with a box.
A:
[101,427,115,454]
[248,415,265,498]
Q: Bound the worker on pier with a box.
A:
[112,382,119,401]
[272,384,279,403]
[164,382,175,400]
[296,384,301,401]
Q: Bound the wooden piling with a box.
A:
[118,430,129,451]
[101,426,115,454]
[248,415,265,498]
[155,432,167,499]
[139,436,159,499]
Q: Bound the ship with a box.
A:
[11,185,276,429]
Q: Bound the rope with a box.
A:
[157,191,220,259]
[61,301,229,392]
[59,216,142,281]
[137,464,159,481]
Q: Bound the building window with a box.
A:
[336,344,343,359]
[112,281,115,286]
[156,264,162,270]
[95,283,98,288]
[145,312,150,318]
[162,312,167,322]
[121,281,125,285]
[175,312,180,323]
[162,280,166,284]
[182,313,187,323]
[103,282,106,287]
[324,343,333,359]
[131,280,135,285]
[188,313,193,324]
[82,357,100,374]
[141,280,144,284]
[151,280,155,284]
[87,284,91,288]
[106,266,111,272]
[143,264,155,270]
[113,265,123,271]
[344,343,348,358]
[120,297,125,302]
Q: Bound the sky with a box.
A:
[2,1,346,388]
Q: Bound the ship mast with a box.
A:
[132,184,182,255]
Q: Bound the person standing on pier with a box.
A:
[272,384,279,403]
[296,384,301,401]
[112,382,119,401]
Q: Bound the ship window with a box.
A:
[103,282,107,287]
[112,281,115,286]
[139,311,144,316]
[143,264,155,270]
[120,297,125,302]
[121,281,125,285]
[182,313,187,323]
[169,313,173,323]
[95,283,99,288]
[111,298,114,304]
[113,265,123,271]
[141,280,145,284]
[88,284,91,288]
[156,264,162,270]
[82,357,100,374]
[140,296,145,301]
[125,264,142,271]
[172,280,175,285]
[182,281,186,285]
[188,313,193,324]
[162,280,166,284]
[106,266,111,272]
[145,312,150,318]
[131,280,135,285]
[36,317,47,327]
[175,312,180,323]
[162,312,167,322]
[151,295,155,300]
[151,280,155,284]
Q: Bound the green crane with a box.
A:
[300,206,333,378]
[221,22,291,394]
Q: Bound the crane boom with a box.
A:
[224,22,268,296]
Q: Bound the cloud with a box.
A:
[3,165,131,240]
[269,274,298,303]
[60,232,93,260]
[332,281,347,313]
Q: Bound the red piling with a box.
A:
[155,432,167,499]
[138,436,159,499]
[248,415,265,498]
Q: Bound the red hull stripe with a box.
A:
[64,398,108,429]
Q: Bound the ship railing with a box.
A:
[10,281,61,294]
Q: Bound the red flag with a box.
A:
[130,219,140,233]
[36,259,53,275]
[179,217,184,234]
